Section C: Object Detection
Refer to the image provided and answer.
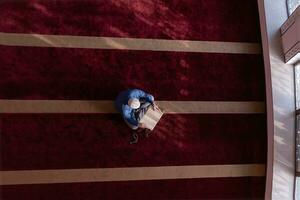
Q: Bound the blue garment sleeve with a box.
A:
[144,94,154,103]
[131,89,154,103]
[122,105,139,126]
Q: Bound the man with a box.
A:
[115,89,155,144]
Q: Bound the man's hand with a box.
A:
[151,102,159,110]
[138,123,146,128]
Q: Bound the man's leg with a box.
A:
[136,102,153,138]
[124,120,139,144]
[137,102,151,121]
[130,102,152,143]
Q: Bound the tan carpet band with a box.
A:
[0,32,262,54]
[0,164,266,185]
[0,100,265,114]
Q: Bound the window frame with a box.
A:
[295,62,300,174]
[294,62,300,200]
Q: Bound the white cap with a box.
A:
[128,98,140,109]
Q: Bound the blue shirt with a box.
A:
[115,89,154,126]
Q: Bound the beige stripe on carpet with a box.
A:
[0,32,261,54]
[0,100,265,114]
[0,164,265,185]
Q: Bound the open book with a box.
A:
[139,105,164,131]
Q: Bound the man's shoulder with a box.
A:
[122,104,132,114]
[129,89,145,96]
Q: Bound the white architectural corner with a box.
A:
[259,0,297,199]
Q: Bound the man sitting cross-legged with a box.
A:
[115,89,156,144]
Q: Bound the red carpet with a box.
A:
[1,114,266,170]
[0,0,266,199]
[0,0,260,42]
[0,46,264,100]
[2,177,265,200]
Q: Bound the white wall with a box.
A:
[263,0,296,199]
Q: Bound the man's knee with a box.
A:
[125,120,139,130]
